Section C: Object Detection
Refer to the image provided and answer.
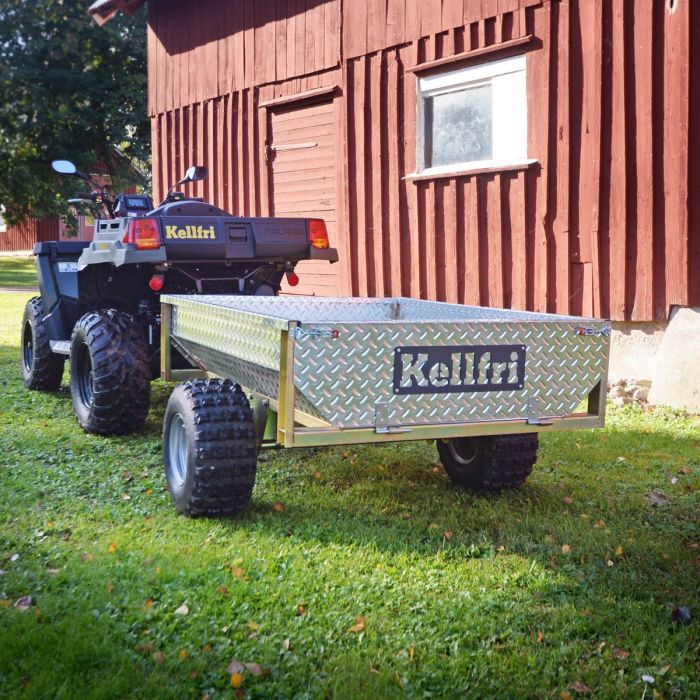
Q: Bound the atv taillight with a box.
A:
[123,218,161,250]
[308,219,329,249]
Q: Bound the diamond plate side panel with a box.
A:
[293,321,609,429]
[165,295,286,371]
[173,339,323,419]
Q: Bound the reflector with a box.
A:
[149,275,164,292]
[286,271,300,286]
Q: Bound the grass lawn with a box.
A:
[0,291,698,699]
[0,256,37,289]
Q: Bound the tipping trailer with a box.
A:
[158,294,611,517]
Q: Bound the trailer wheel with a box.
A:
[437,434,538,491]
[70,309,151,435]
[163,379,257,518]
[21,296,65,391]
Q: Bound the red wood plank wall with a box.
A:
[148,0,700,320]
[0,219,58,253]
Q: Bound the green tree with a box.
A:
[0,1,149,225]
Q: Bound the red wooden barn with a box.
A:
[92,0,699,321]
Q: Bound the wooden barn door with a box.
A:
[267,99,339,296]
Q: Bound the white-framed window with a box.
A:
[416,55,529,175]
[0,206,6,233]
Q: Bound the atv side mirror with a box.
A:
[178,165,207,185]
[52,159,78,175]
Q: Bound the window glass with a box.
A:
[417,55,527,174]
[425,84,492,167]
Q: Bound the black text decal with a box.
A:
[392,345,526,395]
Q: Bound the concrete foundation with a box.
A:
[647,307,700,413]
[607,307,700,413]
[609,321,666,384]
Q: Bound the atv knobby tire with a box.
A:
[21,296,65,390]
[70,309,151,435]
[437,434,538,491]
[163,379,258,517]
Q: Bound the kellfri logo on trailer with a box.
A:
[165,224,216,240]
[392,344,526,395]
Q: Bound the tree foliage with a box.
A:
[0,1,149,225]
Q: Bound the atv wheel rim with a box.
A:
[22,321,33,371]
[76,343,94,407]
[167,413,188,488]
[448,438,480,466]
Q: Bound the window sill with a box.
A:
[404,159,538,182]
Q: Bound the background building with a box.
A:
[91,0,700,407]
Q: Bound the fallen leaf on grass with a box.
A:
[560,692,572,700]
[247,621,259,631]
[14,596,32,612]
[0,600,10,608]
[174,604,189,616]
[202,644,213,653]
[226,659,244,676]
[613,648,629,660]
[272,502,285,512]
[153,651,165,665]
[647,491,669,507]
[120,493,131,502]
[179,649,187,661]
[296,604,306,616]
[283,638,291,651]
[218,586,229,595]
[230,673,243,688]
[230,567,245,578]
[121,470,132,481]
[563,496,574,504]
[348,616,366,633]
[615,546,624,555]
[107,543,117,554]
[561,544,571,555]
[313,471,321,479]
[443,531,454,540]
[570,681,592,693]
[144,598,154,610]
[606,559,614,567]
[679,466,691,475]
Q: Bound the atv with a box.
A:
[21,159,338,435]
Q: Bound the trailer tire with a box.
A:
[21,296,65,391]
[70,309,151,435]
[163,379,257,518]
[437,434,538,491]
